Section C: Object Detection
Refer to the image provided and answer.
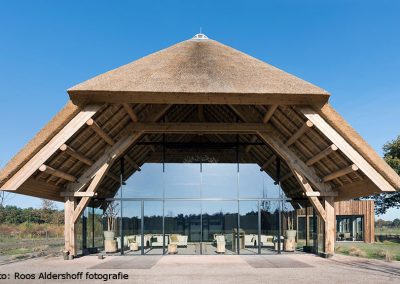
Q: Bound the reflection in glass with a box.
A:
[239,164,263,198]
[202,164,238,199]
[240,201,259,255]
[260,200,279,254]
[336,216,364,241]
[202,201,238,254]
[165,164,201,198]
[123,164,163,198]
[164,201,201,254]
[120,201,141,254]
[144,201,163,254]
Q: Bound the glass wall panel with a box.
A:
[144,201,163,254]
[240,201,259,255]
[336,216,364,241]
[123,163,164,198]
[164,201,201,254]
[165,163,201,198]
[262,173,280,199]
[120,201,141,255]
[281,201,296,252]
[296,207,314,251]
[202,164,238,199]
[202,201,238,254]
[88,207,104,250]
[239,164,263,198]
[260,200,279,254]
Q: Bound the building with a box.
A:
[0,34,398,258]
[296,200,375,251]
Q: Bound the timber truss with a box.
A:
[1,103,396,256]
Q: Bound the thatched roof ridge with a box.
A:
[0,101,80,187]
[318,103,400,190]
[68,38,330,105]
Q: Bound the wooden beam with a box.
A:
[324,197,335,256]
[60,191,97,197]
[143,136,156,153]
[60,144,93,166]
[39,165,76,182]
[64,196,76,256]
[263,105,278,123]
[305,191,338,197]
[86,118,115,146]
[228,105,331,193]
[122,103,138,123]
[292,169,327,222]
[335,179,379,201]
[245,136,258,153]
[260,155,276,171]
[301,107,396,192]
[67,105,171,193]
[107,172,120,183]
[322,164,358,182]
[0,105,100,191]
[280,172,293,182]
[198,105,204,122]
[285,120,313,146]
[306,144,338,166]
[124,155,141,171]
[130,122,271,134]
[72,163,110,224]
[70,91,329,106]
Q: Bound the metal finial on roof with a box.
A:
[192,33,208,40]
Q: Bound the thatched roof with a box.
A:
[68,36,330,105]
[0,35,398,205]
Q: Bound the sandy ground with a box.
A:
[0,253,399,283]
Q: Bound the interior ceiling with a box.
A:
[27,103,367,208]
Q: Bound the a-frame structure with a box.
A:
[1,34,399,257]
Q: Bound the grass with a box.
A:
[335,240,400,261]
[0,237,64,263]
[375,227,400,235]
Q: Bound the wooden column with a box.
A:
[324,197,335,256]
[64,196,77,257]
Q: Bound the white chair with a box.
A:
[260,235,274,247]
[150,235,169,247]
[215,235,226,253]
[169,234,188,247]
[245,234,257,247]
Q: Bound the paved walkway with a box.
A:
[0,254,399,283]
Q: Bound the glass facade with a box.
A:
[336,215,364,241]
[94,162,317,255]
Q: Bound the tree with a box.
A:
[371,135,400,215]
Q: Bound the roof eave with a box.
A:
[67,90,330,107]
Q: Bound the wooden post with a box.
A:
[324,197,335,256]
[64,196,77,257]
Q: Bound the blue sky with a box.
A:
[0,1,399,220]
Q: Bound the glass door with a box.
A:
[164,201,201,255]
[202,201,238,255]
[239,201,259,254]
[143,201,164,255]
